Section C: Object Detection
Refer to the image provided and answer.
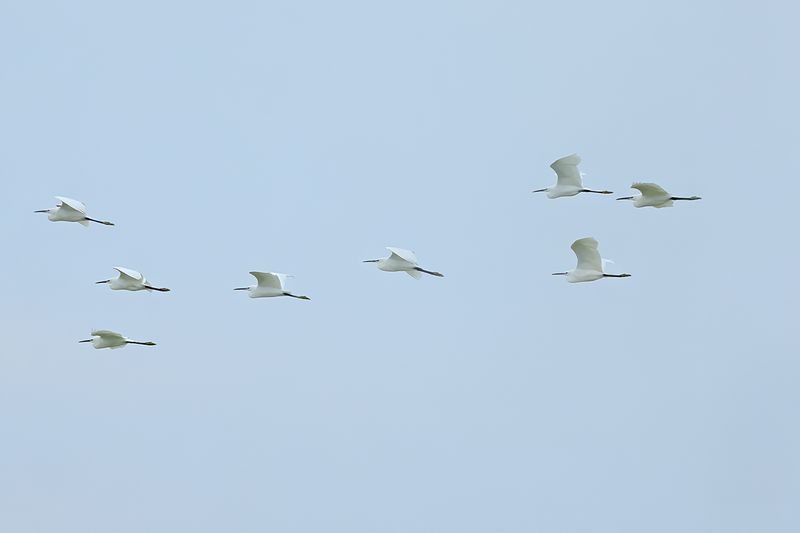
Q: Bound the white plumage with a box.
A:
[552,237,631,283]
[532,154,613,199]
[363,247,444,279]
[35,196,114,226]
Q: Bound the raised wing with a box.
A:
[114,267,143,281]
[550,154,583,188]
[91,329,125,340]
[631,182,670,198]
[250,271,287,290]
[55,196,87,214]
[571,237,603,272]
[386,247,418,265]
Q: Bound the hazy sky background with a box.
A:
[1,1,798,531]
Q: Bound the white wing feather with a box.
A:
[550,154,583,188]
[55,196,87,214]
[91,329,125,340]
[631,182,670,198]
[114,267,144,281]
[250,271,287,290]
[386,247,418,265]
[571,237,603,272]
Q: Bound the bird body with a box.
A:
[234,271,310,299]
[617,182,701,208]
[35,196,114,226]
[553,237,631,283]
[79,330,156,349]
[96,267,170,292]
[363,247,444,278]
[533,154,613,198]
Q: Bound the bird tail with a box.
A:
[78,219,90,227]
[406,269,423,279]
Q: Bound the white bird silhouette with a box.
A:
[363,247,444,279]
[532,154,613,199]
[78,330,156,349]
[234,271,311,300]
[616,182,701,208]
[552,237,631,283]
[95,267,170,292]
[35,196,114,226]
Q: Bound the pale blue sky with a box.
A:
[1,1,798,532]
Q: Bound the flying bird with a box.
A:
[78,330,156,349]
[552,237,631,283]
[35,196,114,226]
[532,154,613,198]
[234,272,311,300]
[96,267,170,292]
[616,182,701,208]
[363,247,444,279]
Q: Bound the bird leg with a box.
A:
[144,285,171,292]
[84,217,115,226]
[414,267,444,277]
[283,292,311,300]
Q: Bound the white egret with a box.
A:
[234,271,311,300]
[552,237,631,283]
[96,267,170,292]
[616,182,701,208]
[532,154,613,198]
[363,247,444,278]
[35,196,114,226]
[78,330,156,349]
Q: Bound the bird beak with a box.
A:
[34,209,49,213]
[616,196,633,200]
[551,272,568,276]
[362,259,379,263]
[233,287,249,290]
[95,279,110,284]
[532,188,547,193]
[78,339,92,343]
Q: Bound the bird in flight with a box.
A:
[35,196,114,226]
[79,330,156,349]
[532,154,613,199]
[234,271,311,300]
[552,237,631,283]
[616,182,701,208]
[95,267,170,292]
[363,247,444,279]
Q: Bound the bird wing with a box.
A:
[55,196,87,215]
[550,154,583,187]
[571,237,603,272]
[631,182,669,198]
[250,271,286,289]
[91,329,125,340]
[386,247,418,265]
[113,267,143,281]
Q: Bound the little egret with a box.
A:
[532,154,613,198]
[234,272,311,300]
[79,330,156,349]
[35,196,114,226]
[96,267,170,292]
[363,247,444,279]
[552,237,631,283]
[616,182,701,208]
